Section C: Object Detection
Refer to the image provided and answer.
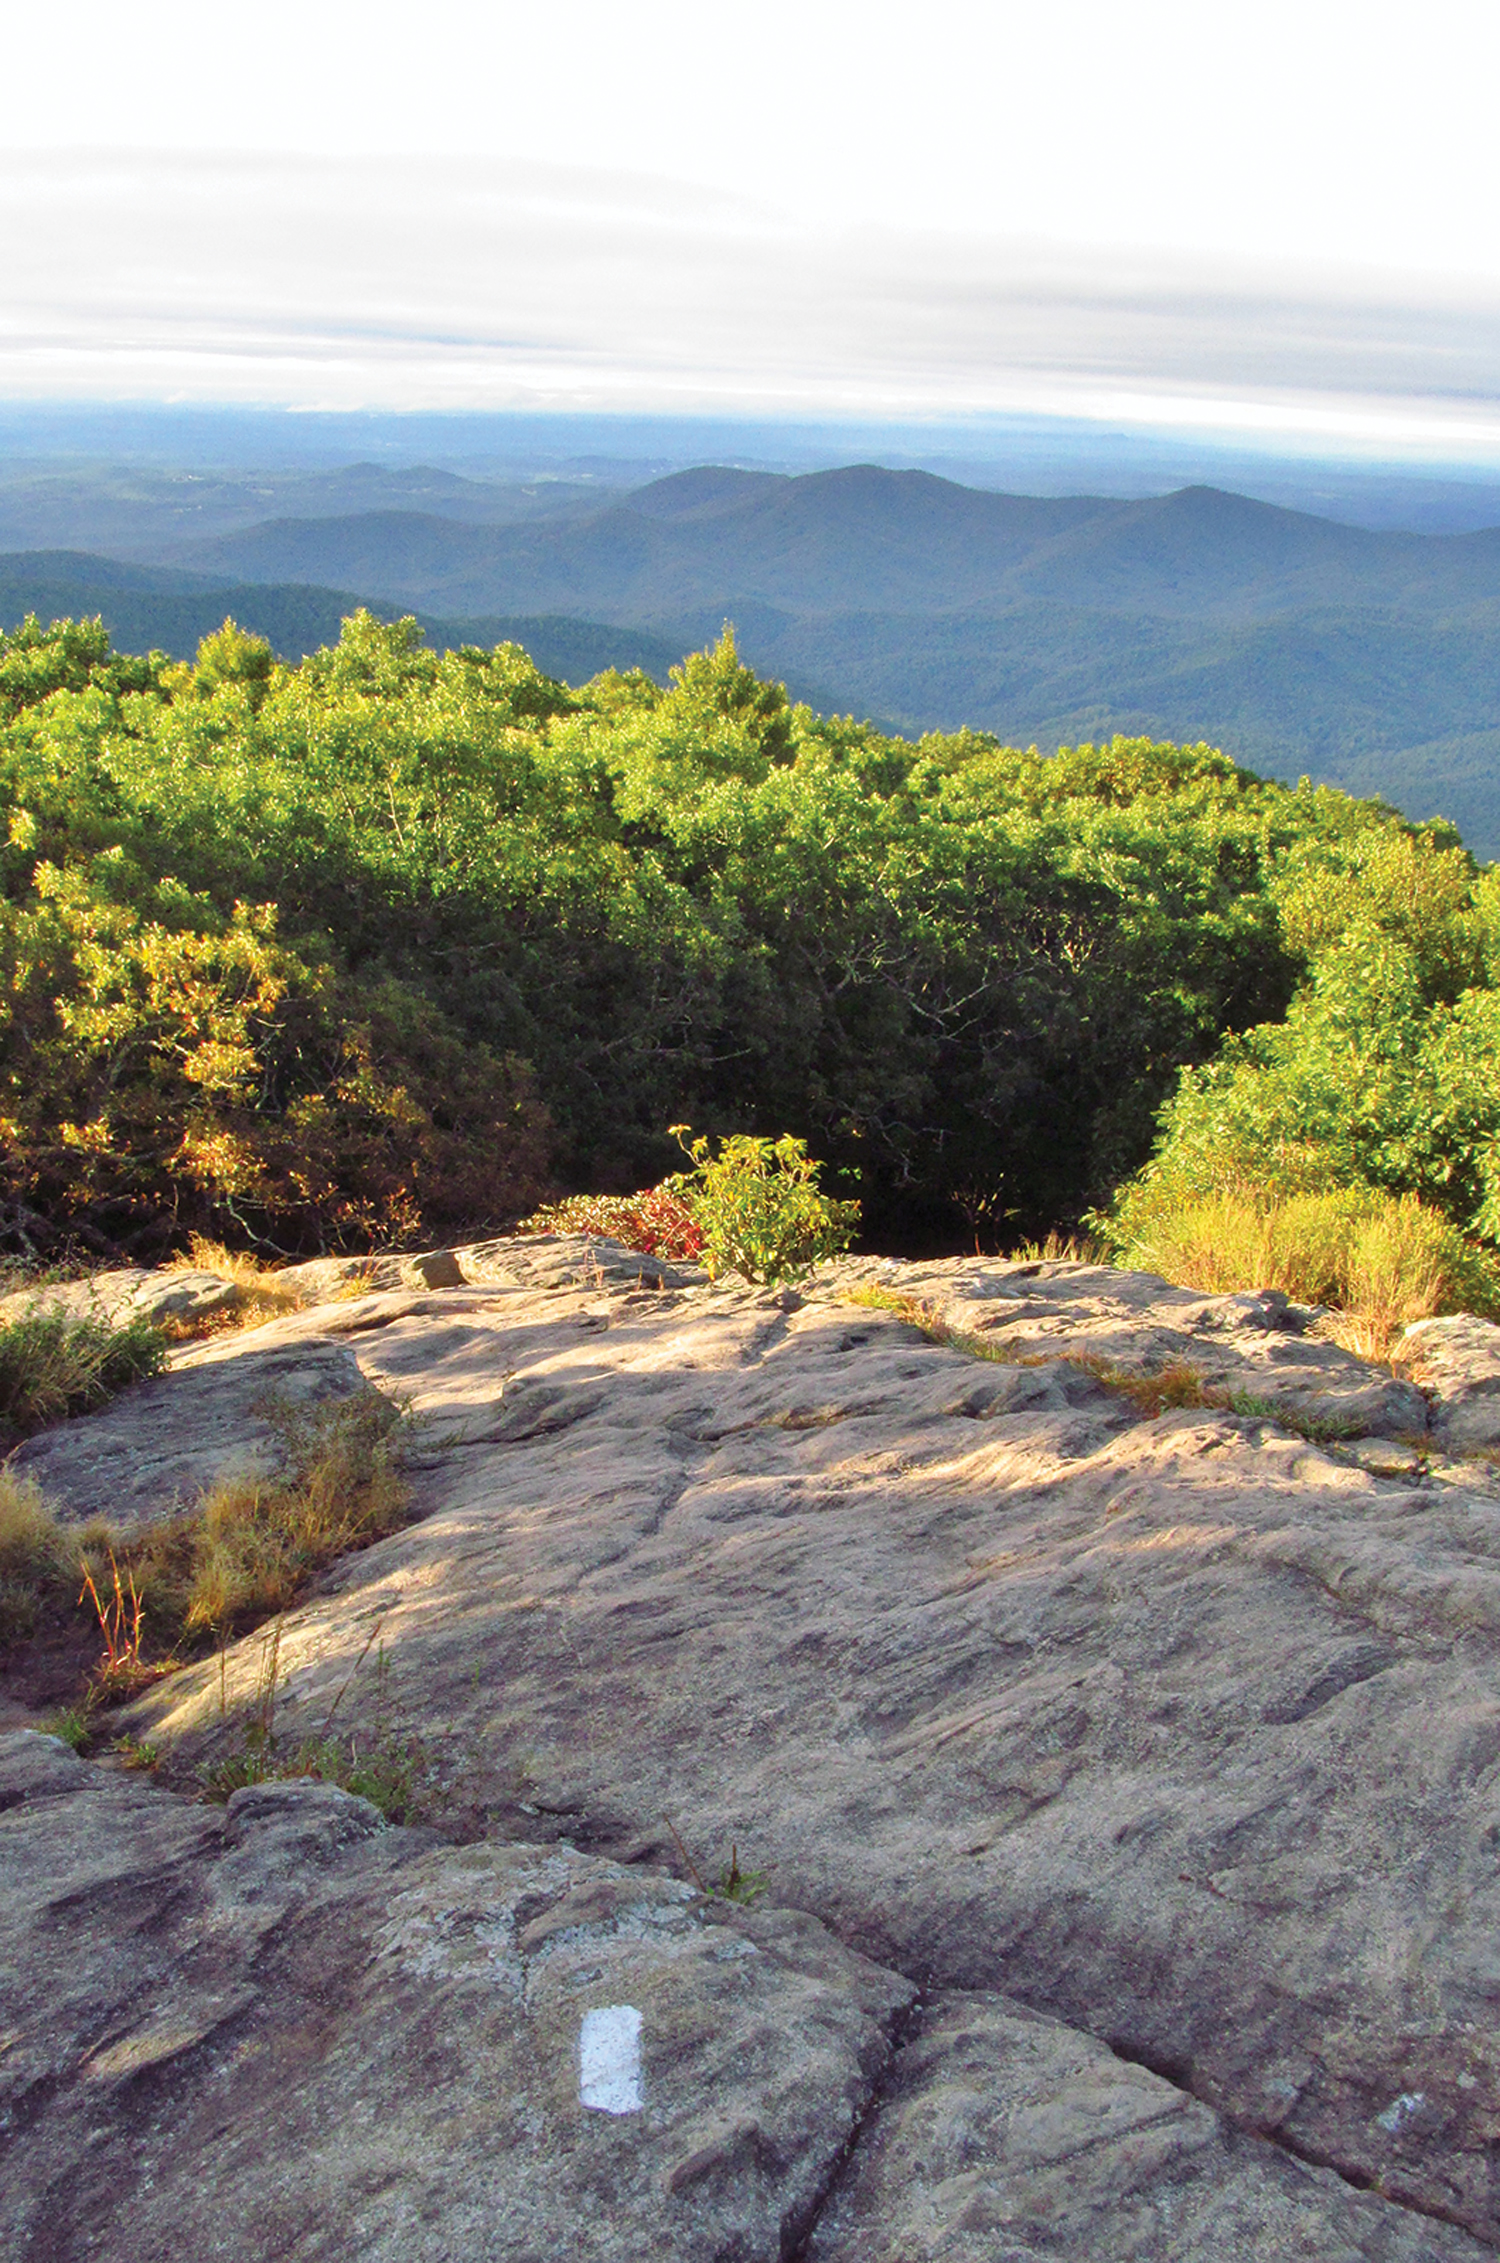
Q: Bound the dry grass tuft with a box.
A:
[1114,1187,1500,1361]
[176,1394,408,1635]
[0,1471,74,1641]
[163,1236,309,1337]
[1,1391,411,1728]
[0,1308,166,1443]
[846,1286,1359,1443]
[1005,1229,1108,1265]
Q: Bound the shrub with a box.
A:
[516,1178,706,1262]
[670,1126,860,1285]
[0,1307,166,1444]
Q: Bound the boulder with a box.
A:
[272,1245,474,1302]
[5,1721,1489,2262]
[457,1232,707,1292]
[1395,1312,1500,1454]
[0,1266,241,1330]
[9,1340,370,1526]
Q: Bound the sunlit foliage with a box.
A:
[1,607,1478,1259]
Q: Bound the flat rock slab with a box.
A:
[10,1340,369,1526]
[103,1254,1500,2245]
[0,1733,912,2263]
[1397,1314,1500,1454]
[827,1255,1431,1439]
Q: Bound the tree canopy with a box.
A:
[0,608,1479,1261]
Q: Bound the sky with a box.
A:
[6,0,1500,463]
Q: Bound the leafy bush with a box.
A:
[11,606,1500,1259]
[671,1126,860,1284]
[516,1178,706,1261]
[0,1307,166,1444]
[0,865,553,1258]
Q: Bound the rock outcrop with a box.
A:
[1397,1313,1500,1455]
[9,1243,1500,2256]
[11,1340,371,1526]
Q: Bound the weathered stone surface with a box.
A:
[0,1731,915,2263]
[826,1253,1430,1438]
[273,1244,475,1302]
[811,1991,1489,2261]
[10,1244,1500,2252]
[1336,1433,1429,1480]
[10,1339,369,1525]
[0,1265,241,1329]
[113,1253,1500,2247]
[0,1267,151,1325]
[458,1231,708,1292]
[1396,1314,1500,1454]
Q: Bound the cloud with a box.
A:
[5,151,1500,461]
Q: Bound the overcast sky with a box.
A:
[6,0,1500,460]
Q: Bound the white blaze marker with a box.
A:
[578,2005,643,2114]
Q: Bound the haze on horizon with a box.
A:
[3,0,1500,473]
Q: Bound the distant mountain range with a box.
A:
[2,462,1499,855]
[0,553,683,695]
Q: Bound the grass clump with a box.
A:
[163,1236,308,1335]
[0,1471,75,1640]
[0,1308,166,1444]
[1102,1184,1500,1359]
[199,1727,422,1820]
[171,1393,408,1637]
[197,1616,424,1821]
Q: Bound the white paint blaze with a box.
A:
[578,2005,643,2114]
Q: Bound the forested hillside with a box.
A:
[17,459,1491,851]
[8,608,1500,1278]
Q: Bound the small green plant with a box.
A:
[0,1308,166,1445]
[40,1702,94,1753]
[661,1815,769,1903]
[715,1844,768,1906]
[198,1615,423,1821]
[109,1734,159,1770]
[669,1126,859,1285]
[197,1729,422,1820]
